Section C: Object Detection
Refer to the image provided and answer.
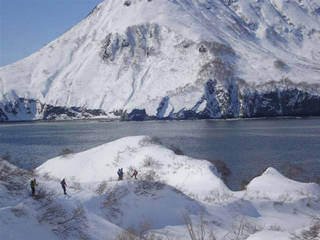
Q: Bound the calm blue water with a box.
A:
[0,118,319,190]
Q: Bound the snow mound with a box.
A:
[37,135,229,199]
[246,167,320,200]
[94,180,201,231]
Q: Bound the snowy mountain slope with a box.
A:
[1,136,320,239]
[0,0,320,121]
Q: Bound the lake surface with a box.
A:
[0,118,319,190]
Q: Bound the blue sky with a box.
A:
[0,0,103,67]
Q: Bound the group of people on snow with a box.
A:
[30,168,138,197]
[117,168,124,180]
[117,168,138,180]
[30,178,68,197]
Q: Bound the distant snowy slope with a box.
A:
[0,0,320,121]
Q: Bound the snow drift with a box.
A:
[0,0,320,121]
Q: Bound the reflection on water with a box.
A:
[0,118,319,190]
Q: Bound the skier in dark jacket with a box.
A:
[30,178,37,196]
[131,169,138,179]
[60,178,67,195]
[117,168,124,180]
[117,169,121,180]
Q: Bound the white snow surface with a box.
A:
[0,0,320,117]
[1,135,320,240]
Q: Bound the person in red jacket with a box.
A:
[131,169,138,179]
[60,178,67,195]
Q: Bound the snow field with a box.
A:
[1,135,319,239]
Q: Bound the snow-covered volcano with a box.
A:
[1,0,320,121]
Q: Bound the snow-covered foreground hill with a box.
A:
[1,136,319,239]
[1,0,320,121]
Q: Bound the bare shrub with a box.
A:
[70,182,82,192]
[55,205,88,239]
[114,147,137,165]
[41,172,59,181]
[1,152,11,161]
[114,151,122,164]
[224,217,262,240]
[274,59,289,70]
[198,58,234,82]
[34,187,56,200]
[281,162,304,180]
[209,160,231,184]
[102,185,128,219]
[34,188,57,214]
[60,148,73,157]
[29,159,38,177]
[182,211,216,240]
[139,136,162,147]
[11,207,27,217]
[143,156,158,168]
[204,190,233,204]
[0,161,31,192]
[144,232,167,240]
[143,170,157,182]
[273,193,293,206]
[115,220,156,240]
[37,203,65,223]
[134,180,165,196]
[200,41,235,57]
[312,176,320,184]
[240,179,250,191]
[268,224,283,231]
[138,220,152,239]
[11,168,30,178]
[116,228,137,240]
[127,166,135,176]
[169,145,184,155]
[38,202,88,240]
[281,162,320,184]
[0,161,11,177]
[291,217,320,240]
[96,181,108,195]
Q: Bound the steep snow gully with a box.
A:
[0,0,320,121]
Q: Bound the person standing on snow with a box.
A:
[117,169,121,180]
[30,178,37,196]
[60,178,67,195]
[131,169,138,179]
[117,168,124,180]
[120,168,124,180]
